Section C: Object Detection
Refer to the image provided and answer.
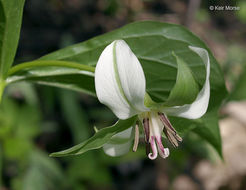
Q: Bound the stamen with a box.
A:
[148,136,158,160]
[156,136,169,158]
[163,128,178,148]
[133,122,139,152]
[158,112,176,134]
[143,118,150,142]
[175,133,183,142]
[158,112,183,148]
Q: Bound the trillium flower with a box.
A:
[95,40,210,160]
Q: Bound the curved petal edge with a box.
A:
[162,46,210,119]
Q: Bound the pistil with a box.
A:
[142,112,169,159]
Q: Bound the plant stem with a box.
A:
[0,79,6,103]
[0,145,2,186]
[8,60,95,76]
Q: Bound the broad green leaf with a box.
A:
[7,60,96,96]
[164,52,199,106]
[0,0,25,79]
[38,21,226,105]
[50,116,137,157]
[8,21,226,106]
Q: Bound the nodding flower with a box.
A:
[95,40,210,160]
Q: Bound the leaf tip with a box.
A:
[49,151,66,157]
[171,51,177,58]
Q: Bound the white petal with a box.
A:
[163,46,210,119]
[103,127,133,157]
[95,40,148,120]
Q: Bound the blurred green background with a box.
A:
[1,0,246,189]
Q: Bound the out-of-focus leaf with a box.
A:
[60,90,90,143]
[0,97,40,160]
[15,105,40,139]
[0,98,19,138]
[67,153,111,186]
[50,116,137,157]
[229,66,246,101]
[4,137,32,160]
[6,82,38,105]
[0,98,40,140]
[22,150,65,190]
[0,0,25,78]
[236,1,246,23]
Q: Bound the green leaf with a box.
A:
[8,21,226,105]
[7,60,96,96]
[38,21,226,105]
[170,113,222,158]
[164,52,199,106]
[50,116,137,157]
[192,110,222,158]
[0,0,25,79]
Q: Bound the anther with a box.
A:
[163,127,178,148]
[158,112,177,134]
[158,112,183,147]
[143,118,150,142]
[133,122,139,152]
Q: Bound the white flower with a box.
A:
[95,40,210,160]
